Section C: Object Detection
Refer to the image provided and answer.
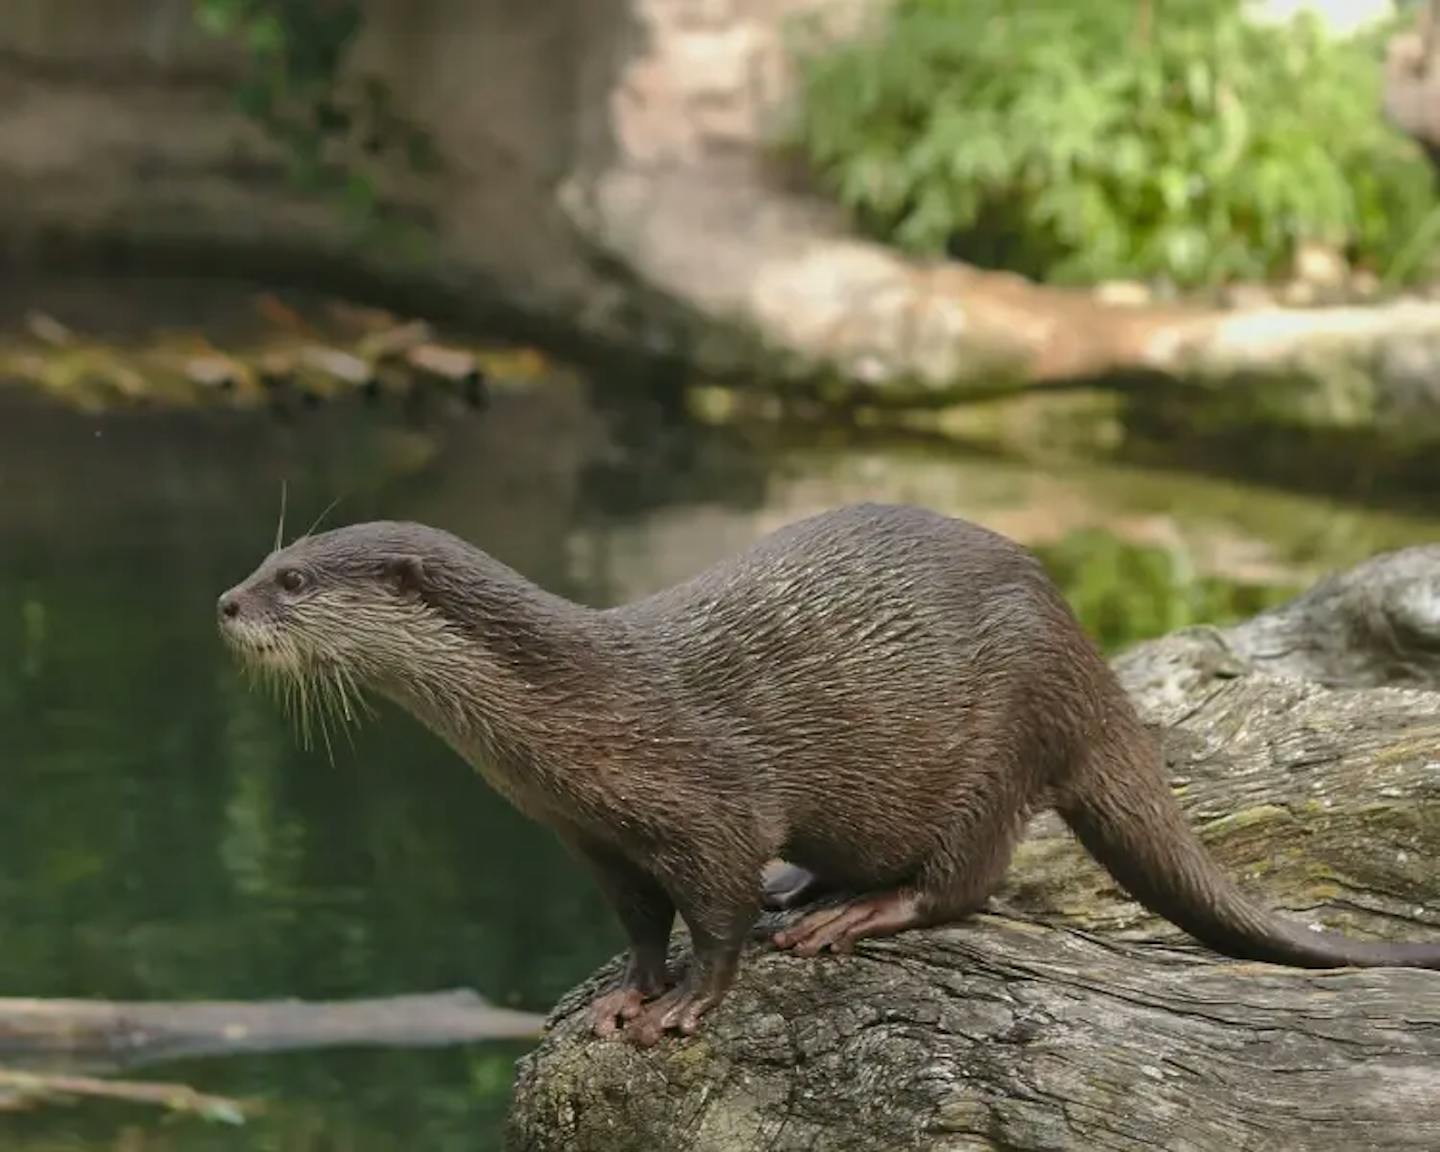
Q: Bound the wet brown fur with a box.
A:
[217,504,1440,1045]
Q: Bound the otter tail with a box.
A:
[1055,718,1440,970]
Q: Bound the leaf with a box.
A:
[790,0,1440,288]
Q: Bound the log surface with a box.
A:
[507,545,1440,1151]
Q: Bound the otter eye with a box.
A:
[278,568,306,593]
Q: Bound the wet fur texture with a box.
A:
[218,504,1440,1044]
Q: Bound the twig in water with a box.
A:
[0,1067,252,1125]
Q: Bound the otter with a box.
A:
[217,504,1440,1047]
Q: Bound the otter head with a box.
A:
[216,522,464,738]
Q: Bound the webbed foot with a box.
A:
[772,889,923,956]
[590,965,668,1038]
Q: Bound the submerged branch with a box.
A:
[0,1068,251,1125]
[0,989,544,1073]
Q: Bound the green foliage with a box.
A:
[194,1,437,220]
[1036,529,1297,652]
[792,0,1440,287]
[196,0,360,150]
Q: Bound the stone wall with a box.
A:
[0,0,644,341]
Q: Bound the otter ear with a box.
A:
[385,555,426,595]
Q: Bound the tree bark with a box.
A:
[507,544,1440,1152]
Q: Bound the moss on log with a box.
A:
[507,544,1440,1151]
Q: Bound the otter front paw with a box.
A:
[590,986,649,1038]
[590,964,669,1039]
[623,981,726,1047]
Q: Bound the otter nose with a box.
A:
[218,593,240,621]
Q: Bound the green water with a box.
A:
[2,356,1438,1150]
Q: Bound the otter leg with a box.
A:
[574,843,676,1038]
[761,861,832,911]
[625,853,762,1047]
[773,815,1019,957]
[623,925,744,1047]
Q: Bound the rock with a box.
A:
[1219,281,1278,311]
[403,343,479,384]
[0,294,526,411]
[1279,279,1318,307]
[1093,280,1152,307]
[183,354,244,392]
[297,345,374,388]
[1351,269,1381,299]
[507,545,1440,1151]
[23,311,74,347]
[1292,241,1349,291]
[358,320,435,363]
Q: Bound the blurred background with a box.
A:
[2,0,1439,1147]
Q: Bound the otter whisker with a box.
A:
[314,675,336,766]
[310,666,345,761]
[274,480,288,555]
[319,675,347,752]
[336,663,375,722]
[326,666,365,747]
[300,494,345,543]
[332,668,355,724]
[298,671,314,751]
[228,623,366,764]
[279,659,304,746]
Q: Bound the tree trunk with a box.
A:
[506,544,1440,1151]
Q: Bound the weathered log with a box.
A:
[507,545,1440,1152]
[0,990,544,1073]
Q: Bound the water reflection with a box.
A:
[1,373,1437,1150]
